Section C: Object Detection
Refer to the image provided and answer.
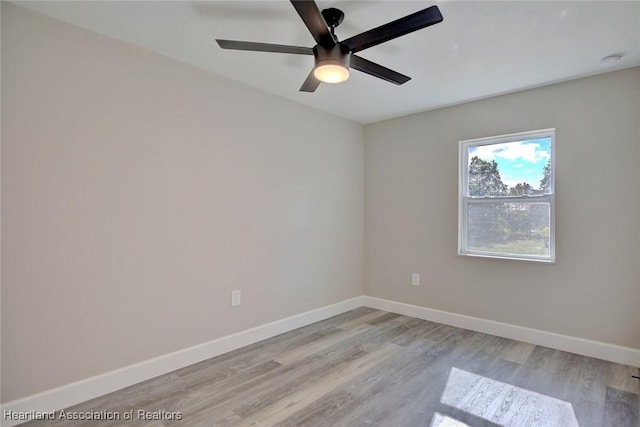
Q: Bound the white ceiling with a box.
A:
[14,1,640,124]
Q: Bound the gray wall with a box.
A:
[1,4,364,402]
[365,67,640,350]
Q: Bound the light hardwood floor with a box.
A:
[23,308,640,426]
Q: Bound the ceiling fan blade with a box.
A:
[216,39,314,55]
[290,0,336,47]
[351,55,411,85]
[299,69,321,92]
[341,6,443,53]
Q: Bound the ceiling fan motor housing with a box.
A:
[314,44,351,70]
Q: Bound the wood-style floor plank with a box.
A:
[500,340,536,364]
[234,343,403,427]
[20,308,639,427]
[273,389,356,427]
[274,324,373,366]
[603,387,639,427]
[607,363,640,394]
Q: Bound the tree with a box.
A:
[509,182,532,196]
[468,156,508,197]
[507,182,533,239]
[539,160,551,191]
[468,203,509,246]
[467,156,509,245]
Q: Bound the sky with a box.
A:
[468,137,551,189]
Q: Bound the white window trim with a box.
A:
[458,128,556,263]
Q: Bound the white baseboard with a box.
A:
[0,296,364,427]
[362,296,640,368]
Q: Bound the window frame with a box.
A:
[458,128,556,263]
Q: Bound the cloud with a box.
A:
[469,140,550,164]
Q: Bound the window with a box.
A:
[458,129,555,262]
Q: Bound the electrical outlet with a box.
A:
[231,290,241,307]
[412,274,420,286]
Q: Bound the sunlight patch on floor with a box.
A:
[430,412,471,427]
[440,367,579,426]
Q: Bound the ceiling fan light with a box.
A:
[314,63,350,83]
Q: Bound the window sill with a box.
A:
[458,251,556,264]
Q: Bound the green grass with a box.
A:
[471,239,549,255]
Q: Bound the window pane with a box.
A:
[467,137,552,197]
[467,202,550,257]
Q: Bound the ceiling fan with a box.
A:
[216,1,443,92]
